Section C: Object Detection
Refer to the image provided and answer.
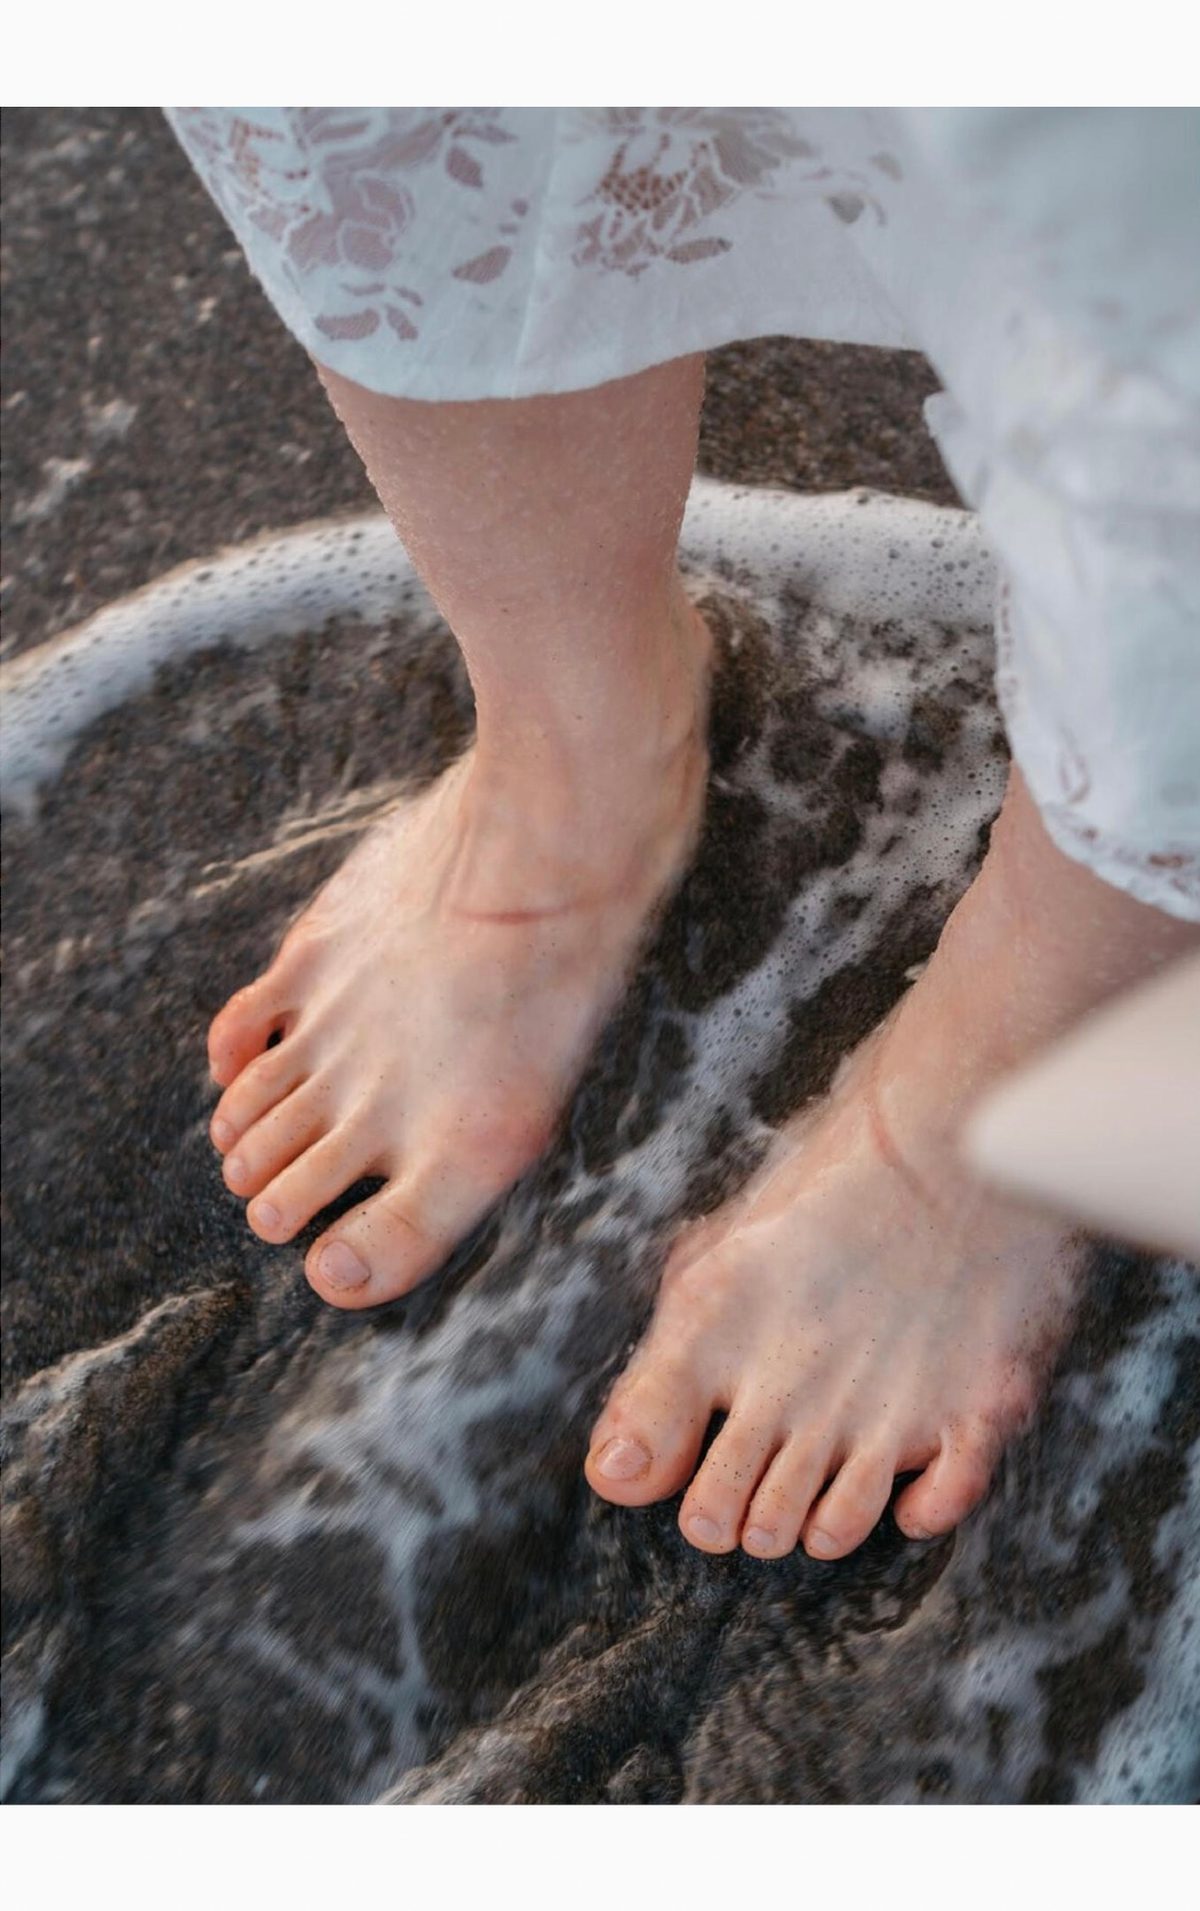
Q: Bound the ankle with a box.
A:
[447,608,711,917]
[471,587,712,803]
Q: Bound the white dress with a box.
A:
[166,108,1200,919]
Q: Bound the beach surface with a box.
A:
[2,108,1197,1804]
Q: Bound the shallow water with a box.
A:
[2,480,1197,1803]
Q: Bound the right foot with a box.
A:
[208,593,711,1307]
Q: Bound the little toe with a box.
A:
[211,1040,308,1152]
[208,978,292,1087]
[803,1448,898,1561]
[742,1439,836,1559]
[222,1084,327,1201]
[586,1354,714,1509]
[893,1426,997,1541]
[246,1124,374,1244]
[678,1414,777,1554]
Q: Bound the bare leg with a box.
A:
[315,357,709,823]
[586,769,1200,1557]
[207,357,712,1307]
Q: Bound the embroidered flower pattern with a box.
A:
[173,107,892,344]
[171,108,523,346]
[568,108,829,277]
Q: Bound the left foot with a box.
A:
[585,775,1117,1559]
[585,1000,1081,1561]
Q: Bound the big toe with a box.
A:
[586,1351,714,1509]
[304,1149,510,1309]
[306,1185,445,1309]
[305,1103,562,1308]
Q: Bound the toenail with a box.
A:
[687,1514,723,1545]
[317,1241,370,1290]
[743,1526,777,1553]
[253,1200,281,1229]
[211,1118,233,1148]
[806,1528,840,1557]
[225,1154,247,1185]
[906,1524,933,1541]
[592,1437,651,1482]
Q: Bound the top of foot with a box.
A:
[208,599,713,1308]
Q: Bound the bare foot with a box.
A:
[585,771,1197,1559]
[585,1002,1080,1558]
[209,596,711,1308]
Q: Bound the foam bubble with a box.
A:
[0,484,992,815]
[0,515,418,813]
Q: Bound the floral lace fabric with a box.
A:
[167,107,1200,918]
[165,107,915,390]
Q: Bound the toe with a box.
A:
[678,1412,777,1554]
[586,1352,714,1509]
[803,1447,898,1560]
[741,1438,836,1559]
[305,1179,447,1309]
[210,1040,308,1152]
[305,1139,545,1310]
[222,1083,329,1202]
[893,1424,997,1541]
[208,977,293,1088]
[246,1124,374,1244]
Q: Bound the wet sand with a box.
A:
[2,109,1197,1804]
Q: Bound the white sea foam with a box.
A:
[0,483,991,814]
[0,515,421,812]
